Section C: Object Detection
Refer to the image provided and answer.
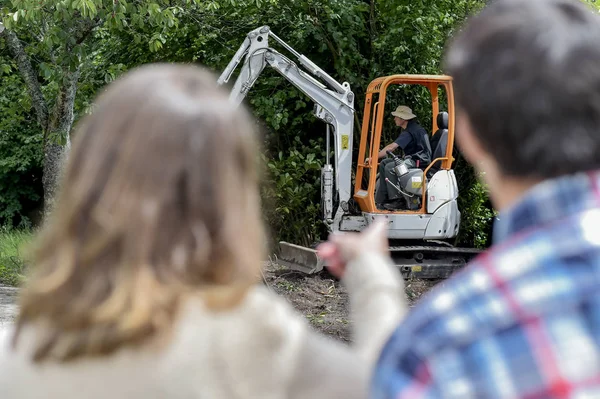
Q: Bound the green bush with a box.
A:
[455,154,497,248]
[261,138,325,248]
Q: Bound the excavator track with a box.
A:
[278,241,483,279]
[387,244,483,279]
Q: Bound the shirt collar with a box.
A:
[492,170,600,244]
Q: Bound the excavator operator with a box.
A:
[365,105,432,210]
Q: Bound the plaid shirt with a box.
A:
[371,171,600,399]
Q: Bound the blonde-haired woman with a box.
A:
[0,64,406,399]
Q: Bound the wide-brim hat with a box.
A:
[391,105,416,120]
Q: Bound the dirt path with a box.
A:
[0,285,18,326]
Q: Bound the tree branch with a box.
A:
[73,18,102,47]
[0,29,49,130]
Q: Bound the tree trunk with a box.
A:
[42,142,67,217]
[42,68,81,216]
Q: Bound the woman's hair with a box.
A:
[13,63,265,362]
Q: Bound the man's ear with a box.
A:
[455,110,488,168]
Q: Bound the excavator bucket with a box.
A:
[277,242,326,275]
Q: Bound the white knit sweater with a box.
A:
[0,253,406,399]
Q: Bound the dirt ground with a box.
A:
[263,262,440,342]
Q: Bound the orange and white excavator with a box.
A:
[218,26,482,279]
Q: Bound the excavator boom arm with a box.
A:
[217,26,356,221]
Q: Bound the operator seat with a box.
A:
[427,111,449,179]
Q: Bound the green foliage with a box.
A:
[261,138,325,248]
[454,154,497,248]
[459,181,496,249]
[373,0,483,75]
[0,228,31,286]
[0,58,43,226]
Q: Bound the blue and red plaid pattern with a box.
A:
[371,171,600,399]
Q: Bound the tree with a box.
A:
[0,0,233,215]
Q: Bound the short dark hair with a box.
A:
[445,0,600,179]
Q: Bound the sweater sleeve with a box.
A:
[285,252,407,399]
[342,251,407,368]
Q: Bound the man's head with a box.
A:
[445,0,600,209]
[391,105,415,128]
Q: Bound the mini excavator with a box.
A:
[218,26,482,279]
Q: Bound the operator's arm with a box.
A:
[377,142,399,160]
[365,142,399,165]
[366,131,413,165]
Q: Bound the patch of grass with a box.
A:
[274,280,301,292]
[0,228,33,286]
[306,311,328,325]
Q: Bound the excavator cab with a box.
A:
[279,75,479,277]
[354,75,456,215]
